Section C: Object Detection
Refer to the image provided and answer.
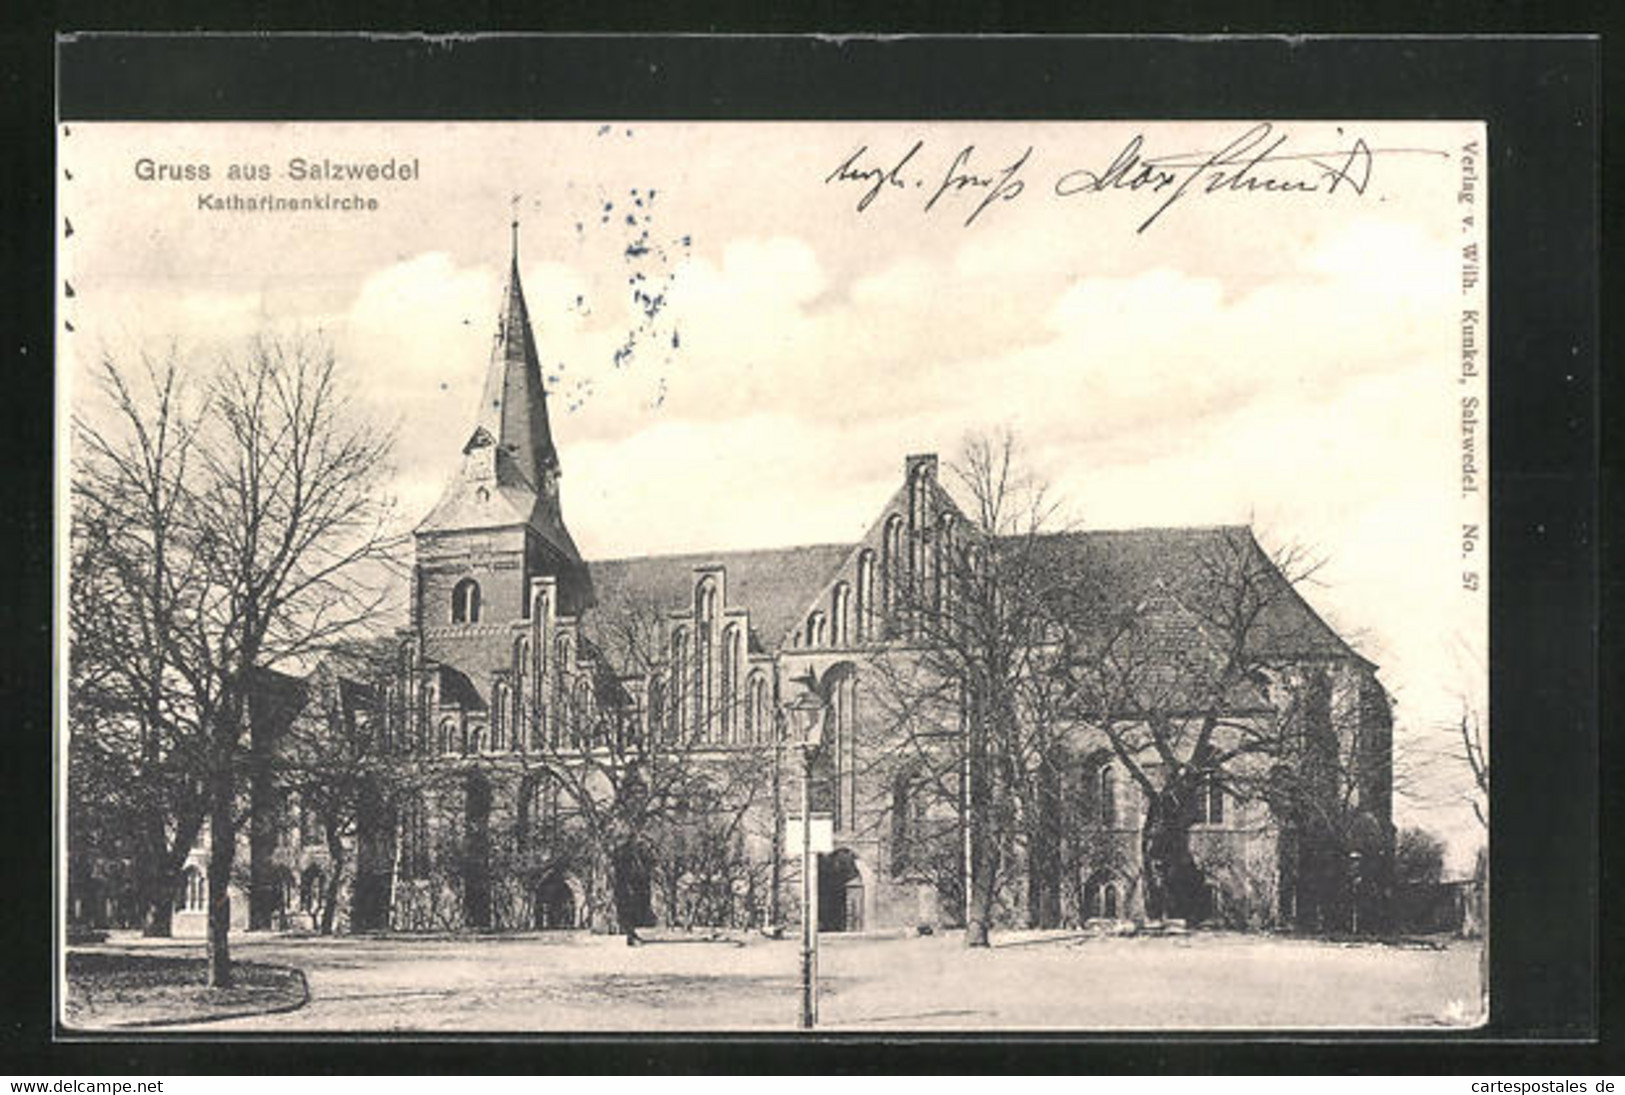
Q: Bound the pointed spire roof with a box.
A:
[474,221,559,489]
[417,222,584,579]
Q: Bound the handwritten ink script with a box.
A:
[824,123,1442,231]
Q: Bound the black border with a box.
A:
[4,32,1606,1073]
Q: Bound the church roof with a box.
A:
[586,542,853,660]
[478,233,559,489]
[581,525,1359,672]
[1026,525,1362,664]
[415,227,582,570]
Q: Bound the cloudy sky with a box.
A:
[60,121,1487,867]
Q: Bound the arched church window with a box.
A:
[856,550,875,642]
[1098,763,1118,828]
[513,637,530,747]
[831,670,858,830]
[720,623,741,742]
[831,583,852,647]
[670,626,689,740]
[439,717,459,755]
[452,578,481,624]
[695,579,716,740]
[746,671,768,745]
[935,514,955,616]
[491,682,507,752]
[882,515,905,635]
[806,610,827,649]
[572,677,593,749]
[696,576,718,623]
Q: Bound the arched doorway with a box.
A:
[534,872,579,930]
[1083,870,1122,920]
[818,848,864,933]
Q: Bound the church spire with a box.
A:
[474,215,560,490]
[418,222,584,596]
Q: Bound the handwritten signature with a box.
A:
[825,124,1438,231]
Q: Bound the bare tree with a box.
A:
[69,336,400,985]
[272,640,413,934]
[1056,528,1386,927]
[70,352,212,937]
[864,431,1081,944]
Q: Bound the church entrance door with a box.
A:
[818,848,864,933]
[534,873,577,930]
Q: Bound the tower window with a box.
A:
[452,578,481,623]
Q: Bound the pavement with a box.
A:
[67,928,1484,1032]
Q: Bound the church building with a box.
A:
[118,228,1395,939]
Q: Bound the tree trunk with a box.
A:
[964,761,993,947]
[206,768,236,988]
[140,808,202,938]
[610,841,652,938]
[1140,793,1201,922]
[1025,762,1063,929]
[321,825,346,935]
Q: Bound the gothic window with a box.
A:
[806,610,827,649]
[1098,763,1118,828]
[935,514,955,616]
[571,678,593,748]
[831,583,852,647]
[439,716,458,755]
[468,724,485,754]
[881,515,905,635]
[911,462,932,526]
[696,576,718,623]
[491,682,507,752]
[452,578,481,624]
[670,626,689,740]
[513,637,530,747]
[830,668,858,831]
[746,671,768,745]
[696,579,716,740]
[856,550,876,642]
[720,624,742,742]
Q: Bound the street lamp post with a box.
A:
[788,684,826,1030]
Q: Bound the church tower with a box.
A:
[412,223,593,680]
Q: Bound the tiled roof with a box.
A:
[1025,525,1360,663]
[587,542,853,659]
[579,525,1358,676]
